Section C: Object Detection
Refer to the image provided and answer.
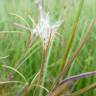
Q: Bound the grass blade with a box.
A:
[1,65,27,82]
[70,83,96,96]
[62,17,96,77]
[48,71,96,96]
[0,81,23,85]
[59,71,96,85]
[54,0,84,87]
[9,13,30,26]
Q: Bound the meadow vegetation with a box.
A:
[0,0,96,96]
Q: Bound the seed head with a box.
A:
[32,0,63,49]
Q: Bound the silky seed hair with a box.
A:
[32,0,63,48]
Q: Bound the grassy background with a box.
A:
[0,0,96,96]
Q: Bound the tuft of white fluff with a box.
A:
[32,0,63,48]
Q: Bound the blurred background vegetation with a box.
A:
[0,0,96,96]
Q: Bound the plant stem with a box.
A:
[53,0,84,87]
[39,39,54,96]
[70,83,96,96]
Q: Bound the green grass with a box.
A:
[0,0,96,96]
